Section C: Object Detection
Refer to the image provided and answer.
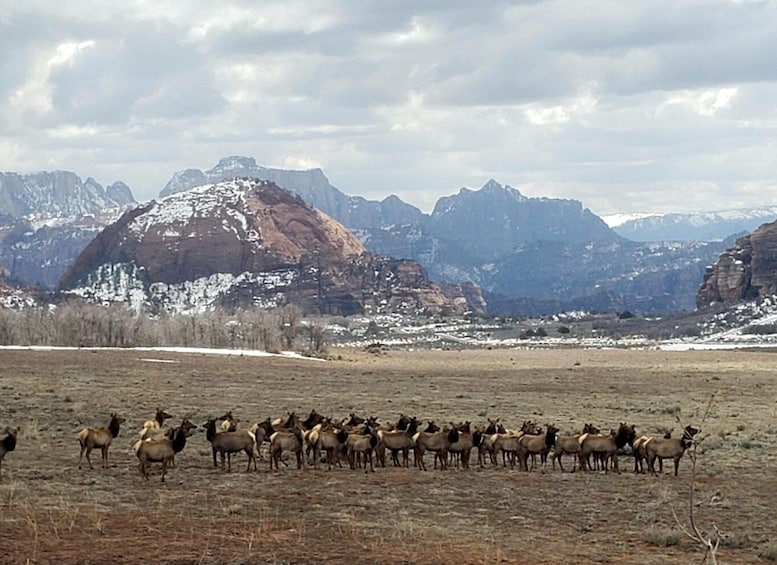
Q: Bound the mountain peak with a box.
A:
[59,178,470,316]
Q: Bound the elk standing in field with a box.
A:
[578,422,636,473]
[519,424,559,471]
[551,423,600,472]
[78,413,125,469]
[136,419,193,482]
[645,425,699,476]
[0,426,19,481]
[376,416,418,468]
[204,418,257,472]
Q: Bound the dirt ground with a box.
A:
[0,346,775,564]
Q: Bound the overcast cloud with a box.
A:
[3,0,777,215]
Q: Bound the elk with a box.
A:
[316,425,349,470]
[376,417,418,468]
[0,426,19,481]
[140,408,173,437]
[205,418,257,472]
[269,426,304,471]
[633,430,672,473]
[645,425,699,476]
[219,410,239,432]
[448,421,479,469]
[578,422,636,473]
[414,425,459,471]
[479,418,506,466]
[78,413,125,469]
[491,421,541,468]
[519,424,559,471]
[136,419,193,482]
[345,425,379,472]
[551,423,600,472]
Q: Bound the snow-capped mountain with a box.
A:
[60,179,484,316]
[0,171,136,289]
[604,207,777,242]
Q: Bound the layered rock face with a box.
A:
[60,179,482,316]
[0,171,136,289]
[697,220,777,307]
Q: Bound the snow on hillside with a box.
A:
[601,213,660,228]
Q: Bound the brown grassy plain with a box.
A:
[0,346,776,564]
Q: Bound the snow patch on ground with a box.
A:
[0,345,322,361]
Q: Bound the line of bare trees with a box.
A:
[0,303,329,355]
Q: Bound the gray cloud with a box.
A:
[3,1,777,216]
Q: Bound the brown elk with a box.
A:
[316,425,349,470]
[414,425,459,471]
[578,422,636,473]
[269,426,304,471]
[491,421,541,468]
[551,423,600,472]
[519,424,559,471]
[346,425,379,472]
[140,408,173,437]
[645,425,699,476]
[136,419,194,482]
[1,426,19,481]
[78,413,125,469]
[479,418,507,466]
[633,430,672,473]
[219,410,239,432]
[205,418,257,472]
[376,417,418,467]
[448,421,479,469]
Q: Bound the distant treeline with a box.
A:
[0,303,328,354]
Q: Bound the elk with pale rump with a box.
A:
[78,413,125,469]
[645,425,699,476]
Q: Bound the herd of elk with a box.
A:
[0,408,701,481]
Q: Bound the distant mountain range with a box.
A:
[605,208,777,242]
[59,179,484,316]
[0,171,136,289]
[2,156,772,315]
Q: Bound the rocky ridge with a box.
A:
[697,219,777,307]
[0,171,136,289]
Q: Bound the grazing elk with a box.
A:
[78,413,125,469]
[136,419,193,482]
[0,426,19,481]
[645,425,700,476]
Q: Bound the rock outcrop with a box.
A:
[697,220,777,307]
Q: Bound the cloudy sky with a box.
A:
[2,1,777,215]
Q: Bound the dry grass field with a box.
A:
[1,345,776,564]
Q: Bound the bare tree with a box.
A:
[672,395,721,564]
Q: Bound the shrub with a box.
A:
[641,526,681,547]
